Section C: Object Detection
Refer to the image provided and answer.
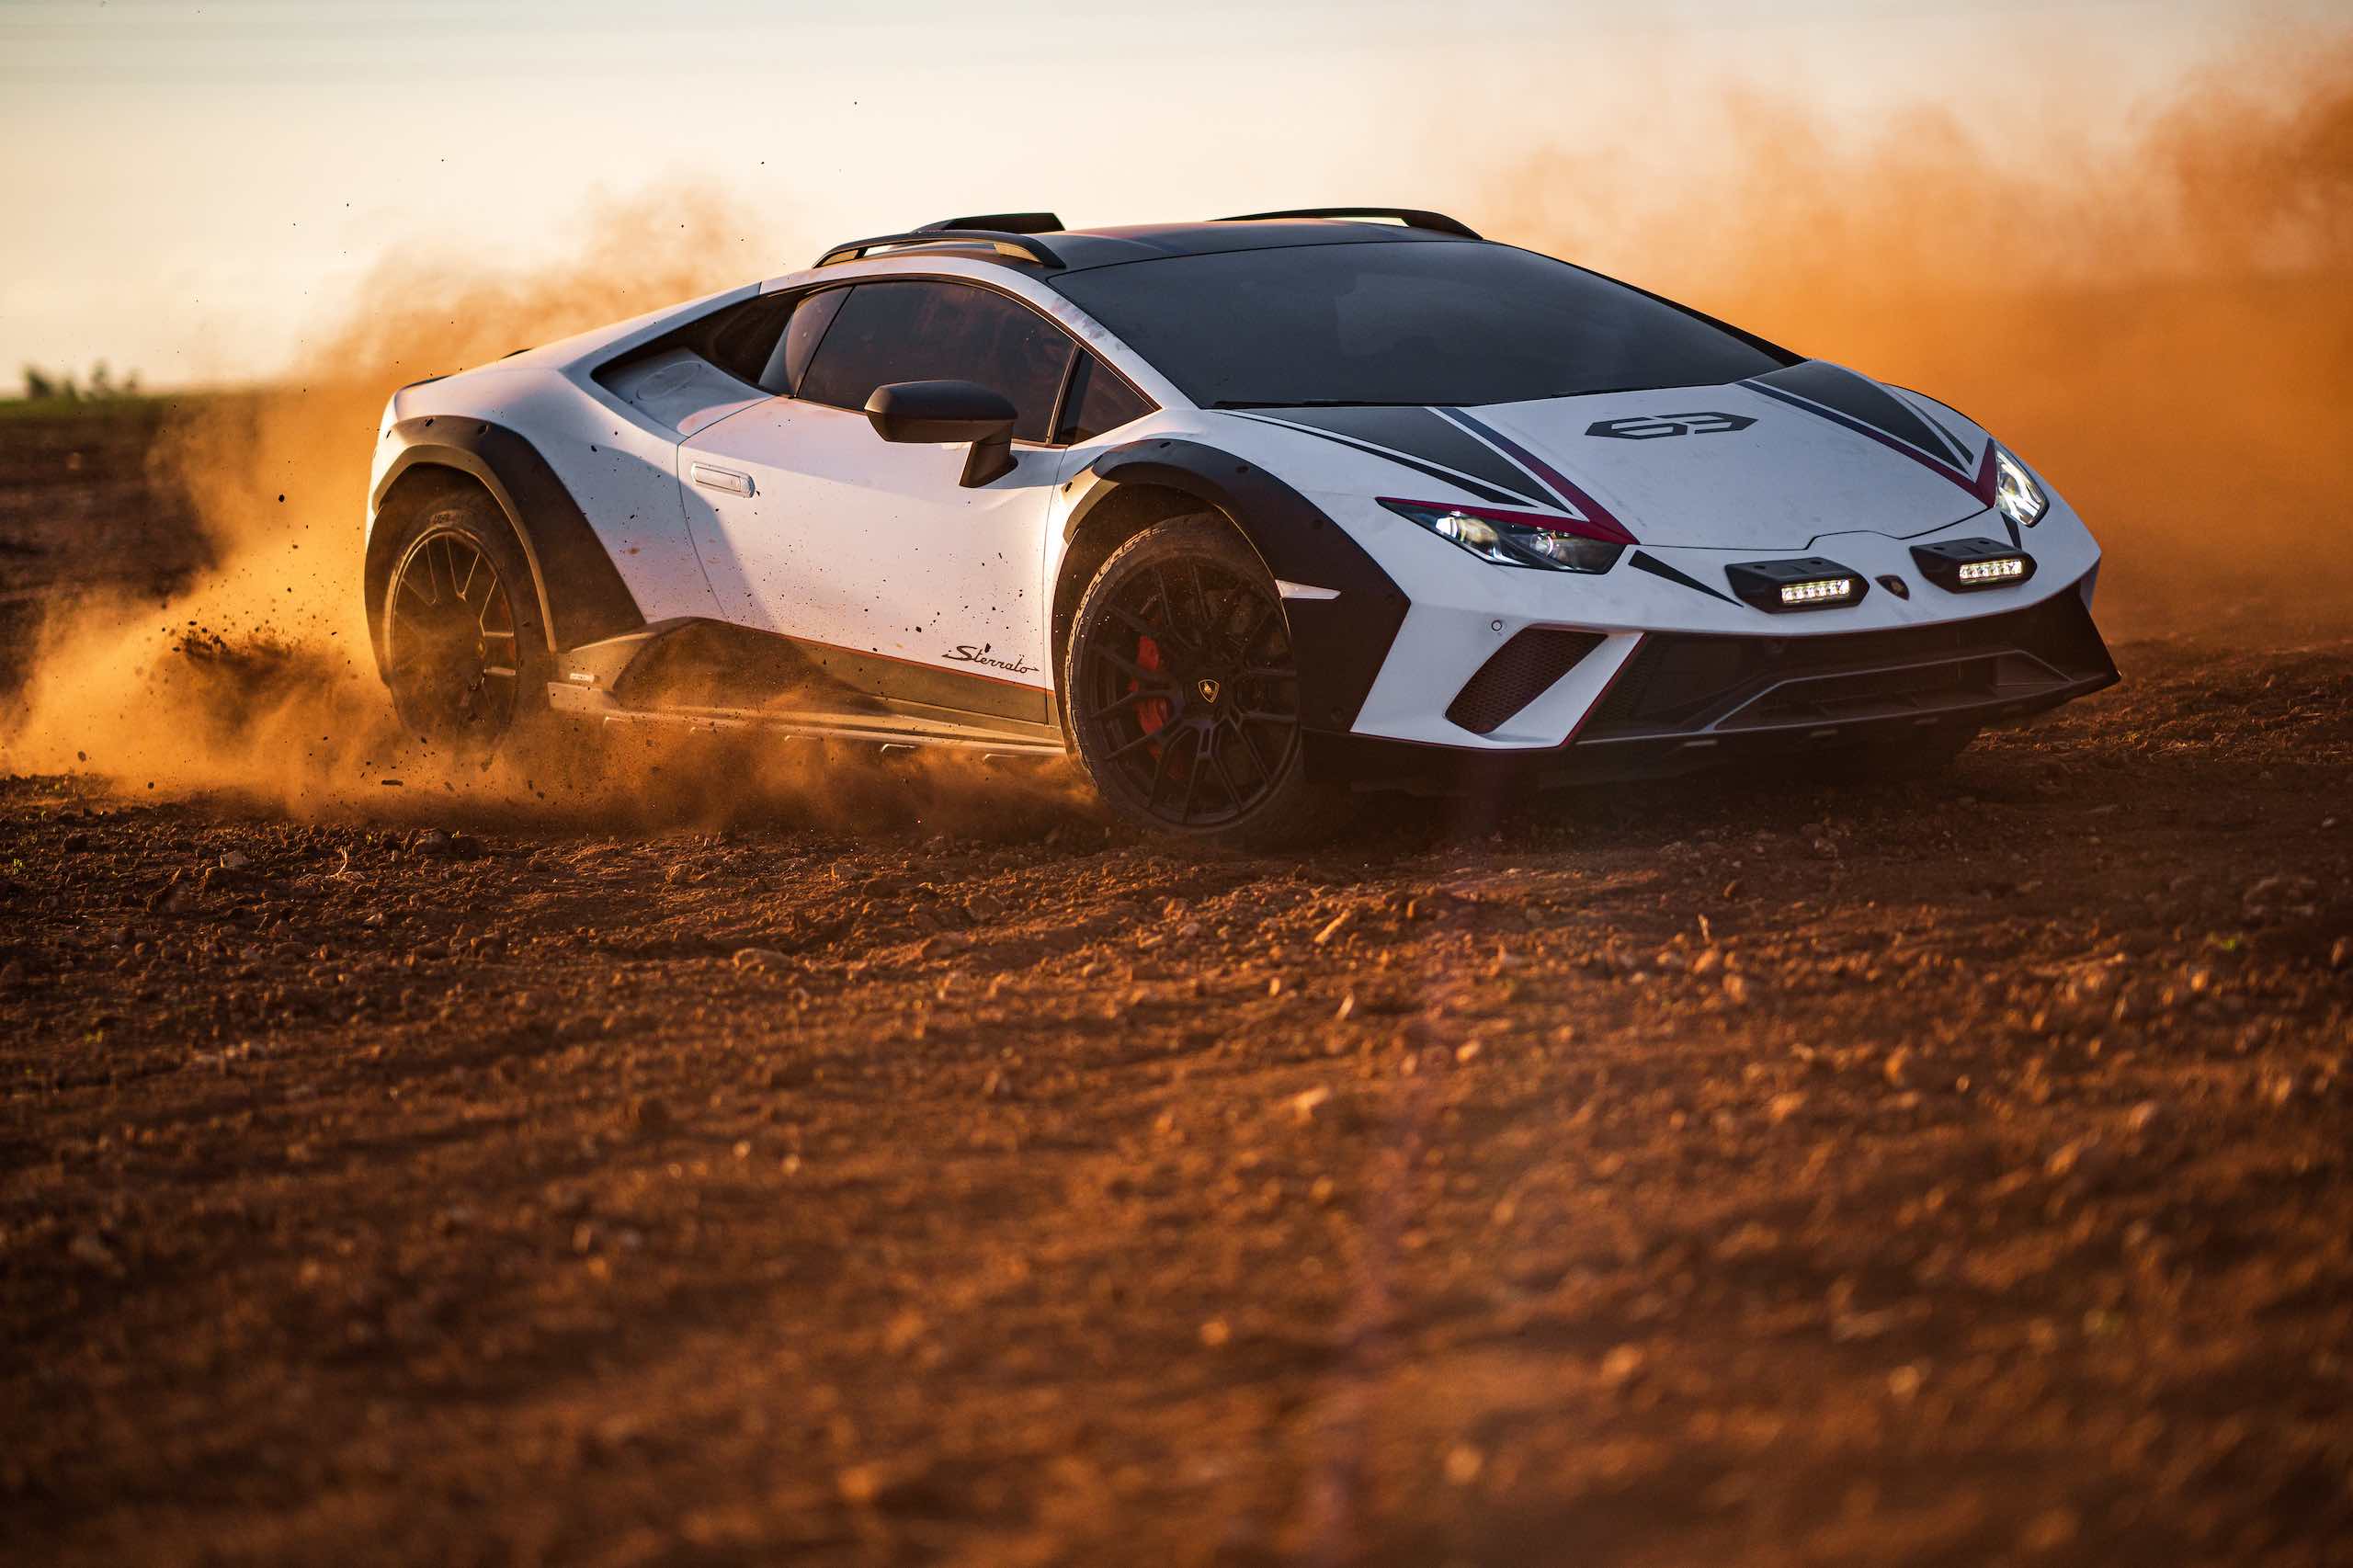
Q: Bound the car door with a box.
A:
[677,278,1077,727]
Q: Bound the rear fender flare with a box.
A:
[368,416,643,672]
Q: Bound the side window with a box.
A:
[798,280,1075,442]
[696,291,801,385]
[1055,352,1155,444]
[757,287,848,396]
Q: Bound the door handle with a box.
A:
[689,462,753,497]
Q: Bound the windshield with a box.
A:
[1049,240,1794,408]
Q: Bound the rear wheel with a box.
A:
[1064,516,1330,850]
[381,493,552,756]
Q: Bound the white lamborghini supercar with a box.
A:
[365,209,2116,846]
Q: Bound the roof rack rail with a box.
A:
[813,228,1066,270]
[1214,207,1482,240]
[918,211,1063,235]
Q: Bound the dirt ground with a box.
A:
[0,402,205,691]
[2,408,2349,1567]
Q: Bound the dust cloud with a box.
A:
[5,193,764,818]
[1492,31,2353,632]
[0,188,1087,832]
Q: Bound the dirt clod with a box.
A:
[66,1231,120,1274]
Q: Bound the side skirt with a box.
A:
[546,683,1066,756]
[552,617,1065,756]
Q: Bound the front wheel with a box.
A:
[1063,516,1333,850]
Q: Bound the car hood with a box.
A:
[1232,360,2005,551]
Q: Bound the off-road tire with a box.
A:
[1064,515,1333,850]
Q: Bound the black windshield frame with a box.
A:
[1048,241,1797,409]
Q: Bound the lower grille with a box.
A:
[1585,590,2113,736]
[1447,628,1606,734]
[1733,653,2003,726]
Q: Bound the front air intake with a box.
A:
[1446,628,1607,734]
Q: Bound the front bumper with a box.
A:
[1302,585,2120,793]
[1316,479,2106,749]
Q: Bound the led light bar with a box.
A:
[1911,538,2040,593]
[1724,556,1871,613]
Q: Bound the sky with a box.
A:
[0,0,2337,389]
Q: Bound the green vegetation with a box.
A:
[1,365,186,422]
[0,363,179,421]
[20,362,139,402]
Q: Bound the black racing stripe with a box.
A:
[1628,550,1742,606]
[1260,405,1552,502]
[1893,392,1975,468]
[1225,412,1534,506]
[1752,361,1963,467]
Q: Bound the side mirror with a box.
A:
[864,380,1017,488]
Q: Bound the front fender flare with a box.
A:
[1071,439,1408,733]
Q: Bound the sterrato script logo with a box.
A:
[943,642,1037,676]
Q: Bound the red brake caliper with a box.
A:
[1132,634,1171,757]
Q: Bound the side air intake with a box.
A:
[1446,628,1607,735]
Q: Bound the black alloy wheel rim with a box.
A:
[386,528,522,743]
[1076,555,1301,828]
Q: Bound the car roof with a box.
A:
[814,219,1475,277]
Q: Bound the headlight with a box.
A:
[1377,497,1626,574]
[1994,448,2049,528]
